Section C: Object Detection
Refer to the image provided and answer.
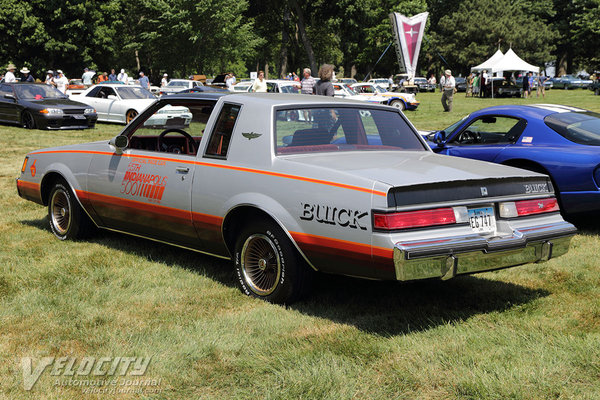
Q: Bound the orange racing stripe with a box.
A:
[29,149,387,196]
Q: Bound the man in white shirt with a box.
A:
[5,64,17,83]
[440,69,456,112]
[54,70,68,94]
[161,73,168,87]
[82,68,95,86]
[117,69,129,84]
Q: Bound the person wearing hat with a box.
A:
[117,69,129,84]
[161,73,168,87]
[440,69,456,112]
[45,70,54,85]
[5,63,17,83]
[20,67,34,82]
[54,70,68,94]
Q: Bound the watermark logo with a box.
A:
[21,356,152,391]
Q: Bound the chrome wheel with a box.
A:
[240,234,281,296]
[50,188,71,236]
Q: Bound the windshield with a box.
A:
[14,84,66,100]
[545,111,600,146]
[168,81,189,87]
[275,107,426,155]
[280,85,300,94]
[116,86,155,99]
[441,115,469,137]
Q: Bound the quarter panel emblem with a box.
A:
[480,187,488,196]
[242,132,262,140]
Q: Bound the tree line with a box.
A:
[1,0,598,82]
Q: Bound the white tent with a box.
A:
[471,49,504,72]
[491,48,539,73]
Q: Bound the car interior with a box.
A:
[128,101,217,155]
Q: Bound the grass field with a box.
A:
[1,90,599,399]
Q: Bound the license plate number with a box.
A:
[468,207,496,234]
[73,115,86,119]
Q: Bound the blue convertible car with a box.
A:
[424,104,600,216]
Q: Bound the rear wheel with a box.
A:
[48,181,96,240]
[22,111,36,129]
[234,219,312,304]
[390,99,405,111]
[126,109,138,124]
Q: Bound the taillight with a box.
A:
[499,197,559,218]
[374,208,456,230]
[21,156,29,173]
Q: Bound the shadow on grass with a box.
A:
[22,218,549,336]
[565,213,600,235]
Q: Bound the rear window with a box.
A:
[544,111,600,146]
[275,107,426,155]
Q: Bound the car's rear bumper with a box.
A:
[393,220,576,281]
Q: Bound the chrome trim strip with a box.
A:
[393,221,576,281]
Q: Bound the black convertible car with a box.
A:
[0,83,96,129]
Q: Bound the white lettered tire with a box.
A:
[234,219,312,304]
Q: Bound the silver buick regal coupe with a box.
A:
[16,93,576,303]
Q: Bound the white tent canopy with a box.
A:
[471,49,504,72]
[490,48,539,73]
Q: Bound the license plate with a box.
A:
[468,207,496,234]
[73,115,86,120]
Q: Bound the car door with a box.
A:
[0,84,17,122]
[86,100,211,248]
[434,115,526,162]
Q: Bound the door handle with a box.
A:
[176,166,190,173]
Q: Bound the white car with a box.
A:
[230,82,252,92]
[261,80,301,94]
[159,79,204,95]
[351,82,420,111]
[71,84,183,124]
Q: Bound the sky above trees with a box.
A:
[1,0,598,80]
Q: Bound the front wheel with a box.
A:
[234,219,312,304]
[389,99,405,111]
[48,182,96,240]
[22,111,36,129]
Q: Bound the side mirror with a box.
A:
[107,95,117,100]
[109,135,129,154]
[433,130,446,146]
[4,94,16,101]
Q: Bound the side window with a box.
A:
[86,86,101,97]
[453,116,525,145]
[204,103,241,158]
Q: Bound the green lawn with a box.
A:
[1,90,599,399]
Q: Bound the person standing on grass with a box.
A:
[108,68,117,81]
[440,69,455,112]
[300,68,315,95]
[522,72,530,98]
[54,70,68,94]
[251,70,267,92]
[4,64,17,82]
[20,67,34,82]
[537,73,547,98]
[138,71,149,89]
[313,64,335,96]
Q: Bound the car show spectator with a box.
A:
[292,72,300,82]
[537,73,548,98]
[251,70,268,92]
[138,71,149,89]
[161,73,168,87]
[466,73,474,97]
[108,68,117,81]
[117,69,129,84]
[481,70,488,97]
[97,71,108,83]
[428,74,437,86]
[54,70,68,94]
[472,73,480,96]
[522,72,531,98]
[44,70,54,85]
[5,63,17,83]
[82,67,95,86]
[440,69,455,112]
[225,73,235,89]
[313,64,335,96]
[20,67,34,82]
[300,68,315,94]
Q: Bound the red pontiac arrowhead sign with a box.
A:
[390,12,429,78]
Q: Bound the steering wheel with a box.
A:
[157,128,197,154]
[460,130,480,144]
